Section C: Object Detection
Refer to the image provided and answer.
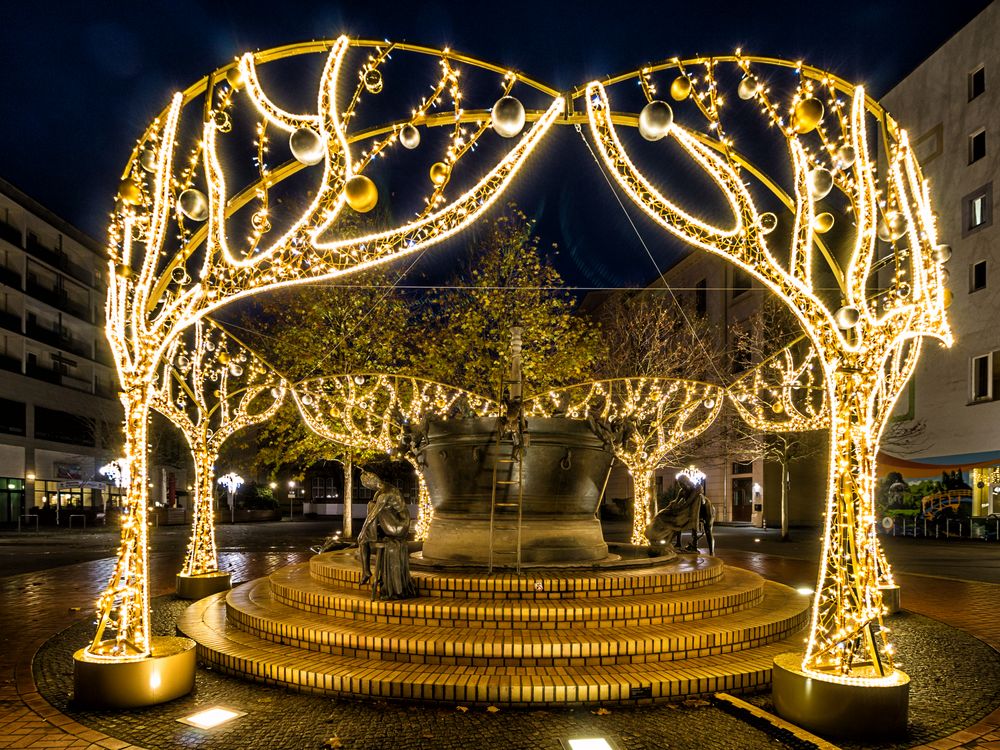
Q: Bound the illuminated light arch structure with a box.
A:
[524,378,725,545]
[147,321,285,583]
[95,38,950,691]
[292,374,499,540]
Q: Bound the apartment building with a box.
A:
[0,177,122,525]
[880,0,1000,516]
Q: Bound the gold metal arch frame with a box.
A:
[99,37,951,687]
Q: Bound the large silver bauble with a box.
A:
[836,145,856,169]
[759,212,778,234]
[834,306,861,329]
[139,147,157,173]
[399,124,421,149]
[933,244,953,263]
[808,168,834,200]
[638,100,674,141]
[491,96,526,138]
[289,127,325,166]
[177,189,209,222]
[737,76,761,100]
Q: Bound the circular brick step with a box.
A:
[179,591,807,705]
[309,549,724,599]
[226,575,808,666]
[269,563,766,628]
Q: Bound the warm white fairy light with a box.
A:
[675,466,706,485]
[586,59,950,681]
[150,321,284,579]
[99,459,130,489]
[96,37,559,661]
[292,373,498,541]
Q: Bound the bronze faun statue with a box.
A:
[358,470,417,600]
[645,473,715,555]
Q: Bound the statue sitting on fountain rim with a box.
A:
[358,470,417,599]
[645,473,715,555]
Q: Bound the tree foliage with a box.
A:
[410,205,601,397]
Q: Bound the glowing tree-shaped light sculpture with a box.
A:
[96,37,563,662]
[149,321,283,595]
[584,57,951,684]
[525,378,724,545]
[293,374,498,540]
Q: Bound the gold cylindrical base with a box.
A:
[73,636,196,708]
[772,652,909,739]
[176,571,232,600]
[881,584,901,615]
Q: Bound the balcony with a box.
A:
[0,309,20,333]
[0,353,21,374]
[25,319,92,359]
[0,265,21,290]
[0,220,22,248]
[25,361,61,385]
[25,278,92,322]
[25,236,96,289]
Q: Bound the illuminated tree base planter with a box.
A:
[771,652,909,740]
[176,571,232,600]
[72,636,196,708]
[881,584,902,615]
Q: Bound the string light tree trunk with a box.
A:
[343,451,353,538]
[150,321,285,599]
[585,58,951,738]
[77,35,563,706]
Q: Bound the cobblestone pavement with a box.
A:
[2,519,1000,749]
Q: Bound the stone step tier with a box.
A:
[178,550,811,706]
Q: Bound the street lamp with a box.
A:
[288,480,296,519]
[218,473,244,524]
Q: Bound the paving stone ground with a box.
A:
[3,521,1000,749]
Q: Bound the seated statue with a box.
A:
[358,470,417,600]
[645,474,715,555]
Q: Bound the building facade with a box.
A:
[880,0,1000,516]
[0,177,122,525]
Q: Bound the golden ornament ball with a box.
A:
[119,181,142,205]
[791,97,824,134]
[943,289,953,308]
[217,351,230,365]
[225,66,244,91]
[670,76,692,101]
[814,212,835,234]
[344,175,378,213]
[429,161,450,186]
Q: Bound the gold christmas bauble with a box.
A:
[344,175,378,213]
[429,161,450,186]
[814,212,835,234]
[792,98,824,134]
[670,76,692,101]
[119,181,141,205]
[225,66,244,91]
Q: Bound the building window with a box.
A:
[971,260,988,292]
[732,268,751,298]
[34,406,94,446]
[695,279,707,316]
[971,351,1000,402]
[963,183,993,236]
[970,65,986,101]
[970,130,987,164]
[0,397,25,436]
[311,476,339,499]
[731,460,753,475]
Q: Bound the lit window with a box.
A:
[970,66,986,101]
[970,130,986,164]
[971,195,986,228]
[964,184,992,235]
[971,260,987,292]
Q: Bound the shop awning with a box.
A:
[878,449,1000,478]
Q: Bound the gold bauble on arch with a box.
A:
[792,97,824,134]
[344,175,378,213]
[670,76,692,101]
[429,161,450,186]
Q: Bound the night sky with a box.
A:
[0,0,991,287]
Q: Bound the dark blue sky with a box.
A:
[0,0,991,286]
